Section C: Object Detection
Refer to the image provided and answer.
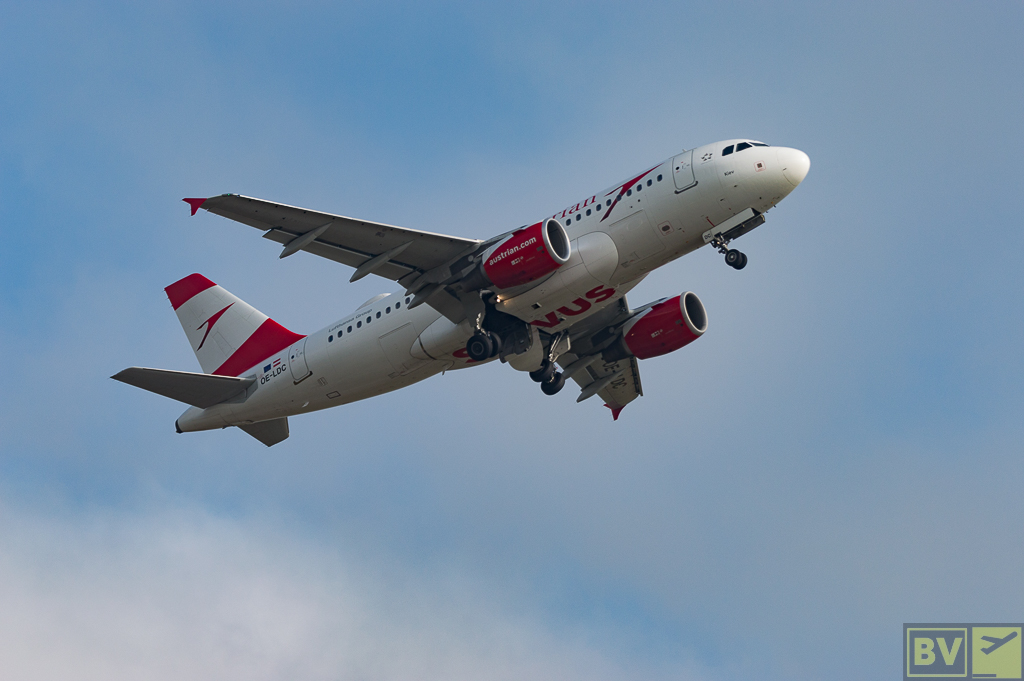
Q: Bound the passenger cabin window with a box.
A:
[736,142,752,151]
[722,145,734,156]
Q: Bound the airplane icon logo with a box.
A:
[982,630,1019,655]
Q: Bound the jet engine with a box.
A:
[605,292,708,361]
[475,219,570,290]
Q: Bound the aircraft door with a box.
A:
[672,150,696,191]
[289,338,312,383]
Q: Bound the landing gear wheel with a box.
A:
[529,361,556,383]
[540,371,565,395]
[725,249,742,268]
[736,252,748,269]
[465,332,493,362]
[487,331,503,357]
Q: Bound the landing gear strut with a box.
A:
[711,235,748,270]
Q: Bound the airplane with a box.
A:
[981,631,1018,654]
[113,139,810,446]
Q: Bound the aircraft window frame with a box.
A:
[606,199,612,206]
[396,302,401,309]
[586,208,591,216]
[348,326,353,332]
[376,311,381,319]
[736,142,752,152]
[636,184,642,191]
[750,141,768,147]
[366,316,371,324]
[356,321,361,328]
[722,145,734,156]
[657,174,663,181]
[328,335,333,342]
[647,179,652,186]
[386,306,391,313]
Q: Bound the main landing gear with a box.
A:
[465,330,503,361]
[530,360,565,395]
[710,235,748,270]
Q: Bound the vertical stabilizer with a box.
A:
[165,273,304,376]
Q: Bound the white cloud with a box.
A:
[0,501,701,681]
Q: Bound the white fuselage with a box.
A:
[176,140,808,432]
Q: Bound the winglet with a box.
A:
[604,403,624,421]
[183,198,208,216]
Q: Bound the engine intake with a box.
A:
[478,219,570,290]
[606,292,708,361]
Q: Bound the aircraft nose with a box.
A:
[777,147,810,187]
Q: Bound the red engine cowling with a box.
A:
[480,219,570,290]
[619,292,708,360]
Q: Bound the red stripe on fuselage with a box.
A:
[165,273,216,310]
[213,319,305,377]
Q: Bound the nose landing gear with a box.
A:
[724,248,747,270]
[711,235,748,270]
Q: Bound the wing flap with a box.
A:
[112,367,255,408]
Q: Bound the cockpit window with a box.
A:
[750,141,768,147]
[736,142,752,151]
[722,145,734,156]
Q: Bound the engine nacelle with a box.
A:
[607,292,708,361]
[478,219,570,290]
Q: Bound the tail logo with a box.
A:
[196,303,234,351]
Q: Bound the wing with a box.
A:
[185,195,483,317]
[568,356,643,419]
[555,295,643,419]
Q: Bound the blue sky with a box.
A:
[2,2,1023,679]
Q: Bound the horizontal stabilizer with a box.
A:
[111,367,254,408]
[238,418,289,447]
